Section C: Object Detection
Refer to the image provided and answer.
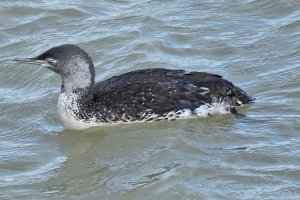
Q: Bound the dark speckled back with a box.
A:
[75,68,253,122]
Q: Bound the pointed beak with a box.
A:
[13,57,45,65]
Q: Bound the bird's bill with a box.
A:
[13,57,45,65]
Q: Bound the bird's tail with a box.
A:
[232,86,255,105]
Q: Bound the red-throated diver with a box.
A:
[14,44,254,130]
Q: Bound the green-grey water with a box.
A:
[1,1,300,199]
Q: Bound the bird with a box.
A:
[14,44,254,130]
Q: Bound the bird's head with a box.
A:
[14,44,95,93]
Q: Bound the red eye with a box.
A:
[47,58,57,64]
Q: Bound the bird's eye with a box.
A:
[47,58,57,64]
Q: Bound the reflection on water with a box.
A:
[0,0,300,199]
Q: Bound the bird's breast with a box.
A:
[57,93,101,130]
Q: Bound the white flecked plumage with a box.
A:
[14,44,254,130]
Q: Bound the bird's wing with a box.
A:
[91,68,252,119]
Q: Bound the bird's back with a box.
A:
[78,68,253,122]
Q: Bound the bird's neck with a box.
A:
[61,77,94,94]
[61,56,95,94]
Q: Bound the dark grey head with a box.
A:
[14,44,95,93]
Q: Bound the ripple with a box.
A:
[1,0,300,199]
[0,156,67,187]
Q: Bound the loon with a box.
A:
[14,44,254,130]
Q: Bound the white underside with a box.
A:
[57,93,232,130]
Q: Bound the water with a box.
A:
[1,0,300,199]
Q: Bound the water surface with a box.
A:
[1,0,300,199]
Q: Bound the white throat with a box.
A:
[61,55,94,93]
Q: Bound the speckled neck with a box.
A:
[60,55,95,93]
